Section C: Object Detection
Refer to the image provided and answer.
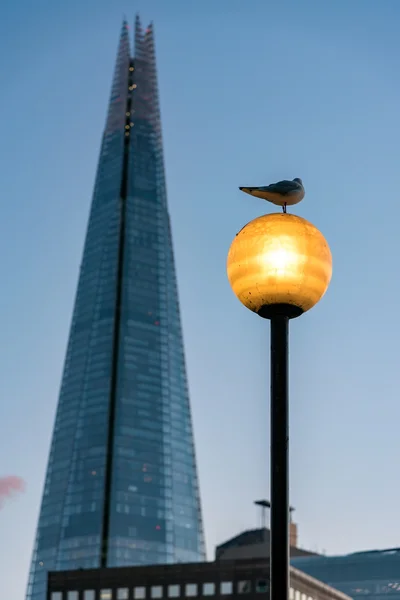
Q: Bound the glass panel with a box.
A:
[221,583,232,596]
[118,590,129,600]
[350,585,372,595]
[52,594,62,600]
[151,587,163,599]
[256,580,269,594]
[238,581,251,594]
[134,589,146,600]
[84,592,96,600]
[168,585,180,598]
[68,593,79,600]
[377,583,400,595]
[203,584,215,597]
[185,584,198,597]
[101,591,112,600]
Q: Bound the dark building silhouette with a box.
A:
[215,528,317,561]
[215,521,400,600]
[47,558,352,600]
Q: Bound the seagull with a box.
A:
[239,178,305,213]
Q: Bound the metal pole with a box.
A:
[270,315,289,600]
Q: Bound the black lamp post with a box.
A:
[227,212,332,600]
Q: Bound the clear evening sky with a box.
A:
[1,0,400,597]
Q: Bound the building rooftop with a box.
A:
[215,528,317,561]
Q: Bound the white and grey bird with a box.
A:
[239,178,305,212]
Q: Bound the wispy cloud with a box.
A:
[0,476,25,509]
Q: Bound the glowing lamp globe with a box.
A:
[227,213,332,319]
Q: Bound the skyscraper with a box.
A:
[26,16,205,600]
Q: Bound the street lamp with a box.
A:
[227,210,332,600]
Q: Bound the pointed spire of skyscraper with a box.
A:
[144,21,155,53]
[104,19,131,135]
[134,13,145,59]
[120,16,131,45]
[120,16,131,51]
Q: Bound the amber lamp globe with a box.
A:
[227,213,332,319]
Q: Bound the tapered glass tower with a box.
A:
[26,16,205,600]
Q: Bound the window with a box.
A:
[290,589,295,600]
[221,582,233,595]
[185,584,197,597]
[101,591,112,600]
[238,581,251,594]
[203,583,215,596]
[351,587,371,595]
[84,592,95,600]
[134,588,146,599]
[256,580,269,594]
[118,590,129,600]
[51,594,62,600]
[68,593,79,600]
[295,591,301,600]
[168,585,180,598]
[151,587,163,598]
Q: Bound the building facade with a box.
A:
[26,15,205,600]
[47,559,352,600]
[292,548,400,600]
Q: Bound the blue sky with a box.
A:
[2,0,400,597]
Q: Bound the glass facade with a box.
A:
[292,548,400,600]
[26,16,205,600]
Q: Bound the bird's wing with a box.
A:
[263,180,301,195]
